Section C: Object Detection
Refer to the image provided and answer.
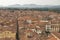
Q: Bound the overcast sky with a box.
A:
[0,0,60,6]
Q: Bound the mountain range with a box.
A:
[0,4,60,9]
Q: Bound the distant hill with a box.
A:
[6,4,60,9]
[7,4,42,8]
[0,4,60,11]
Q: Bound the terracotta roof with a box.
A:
[48,34,57,40]
[52,32,60,39]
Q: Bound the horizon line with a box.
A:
[0,4,60,6]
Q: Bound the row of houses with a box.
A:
[0,9,60,40]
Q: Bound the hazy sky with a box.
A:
[0,0,60,6]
